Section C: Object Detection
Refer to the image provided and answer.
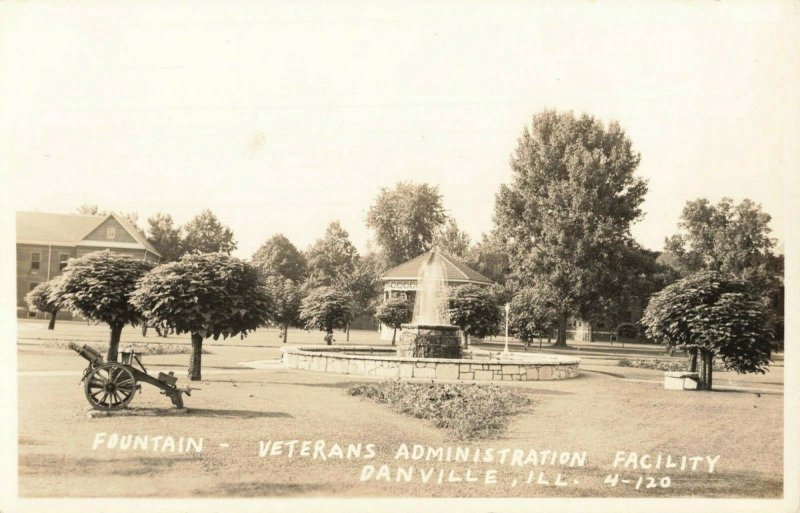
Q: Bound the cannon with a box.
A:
[69,343,193,411]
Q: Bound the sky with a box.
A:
[2,1,798,259]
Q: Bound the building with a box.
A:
[16,211,161,319]
[378,248,493,340]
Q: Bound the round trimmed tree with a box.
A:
[641,270,773,390]
[299,286,353,345]
[132,253,273,380]
[25,277,64,330]
[509,287,557,350]
[448,284,501,348]
[375,297,412,345]
[57,251,154,361]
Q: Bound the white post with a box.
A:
[504,303,510,354]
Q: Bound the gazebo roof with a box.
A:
[380,248,494,285]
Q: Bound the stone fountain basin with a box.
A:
[281,345,580,381]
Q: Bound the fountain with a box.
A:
[280,248,580,381]
[396,249,462,358]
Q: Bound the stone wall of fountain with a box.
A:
[397,249,462,358]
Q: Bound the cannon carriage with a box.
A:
[69,343,193,410]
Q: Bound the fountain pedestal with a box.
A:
[398,324,462,359]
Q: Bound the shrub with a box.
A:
[618,358,723,372]
[43,340,212,356]
[347,382,532,440]
[25,278,65,330]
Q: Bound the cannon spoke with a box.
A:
[84,364,137,411]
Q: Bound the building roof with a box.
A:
[380,248,494,285]
[16,211,161,257]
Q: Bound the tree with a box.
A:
[494,110,647,347]
[509,287,558,350]
[26,278,64,330]
[263,276,304,344]
[366,182,447,267]
[299,286,353,344]
[182,209,237,255]
[432,218,471,260]
[375,297,412,345]
[146,213,185,262]
[447,284,501,348]
[466,232,512,286]
[595,244,679,331]
[306,221,359,287]
[664,198,780,300]
[641,271,773,390]
[131,253,273,380]
[333,256,380,340]
[56,251,153,361]
[251,234,308,283]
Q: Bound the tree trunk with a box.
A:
[283,324,288,344]
[706,353,714,391]
[464,332,470,350]
[688,348,698,372]
[188,333,203,381]
[47,312,57,330]
[107,324,123,362]
[326,330,333,345]
[697,349,707,390]
[391,327,397,346]
[553,313,568,347]
[141,324,148,337]
[346,323,350,342]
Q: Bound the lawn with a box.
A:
[16,320,783,498]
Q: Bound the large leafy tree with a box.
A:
[263,276,304,344]
[641,271,773,390]
[146,212,185,262]
[509,286,558,350]
[432,218,471,260]
[366,182,448,267]
[26,278,65,330]
[466,231,512,286]
[448,284,501,348]
[251,234,308,283]
[664,197,780,300]
[56,251,154,361]
[299,286,353,344]
[333,257,381,339]
[375,297,412,345]
[306,221,359,287]
[494,110,647,346]
[131,254,273,380]
[182,209,237,255]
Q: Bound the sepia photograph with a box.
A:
[1,1,798,512]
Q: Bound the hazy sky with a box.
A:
[2,1,798,259]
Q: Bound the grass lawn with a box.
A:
[16,320,783,498]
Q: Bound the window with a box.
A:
[29,282,39,291]
[28,311,37,318]
[106,226,116,239]
[597,321,606,329]
[30,252,40,270]
[59,253,70,271]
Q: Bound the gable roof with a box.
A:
[16,211,161,257]
[381,248,494,285]
[16,211,106,245]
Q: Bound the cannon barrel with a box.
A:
[68,343,104,365]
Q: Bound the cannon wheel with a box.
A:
[84,363,137,411]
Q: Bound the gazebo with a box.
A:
[378,248,493,340]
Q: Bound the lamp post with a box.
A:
[504,302,510,354]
